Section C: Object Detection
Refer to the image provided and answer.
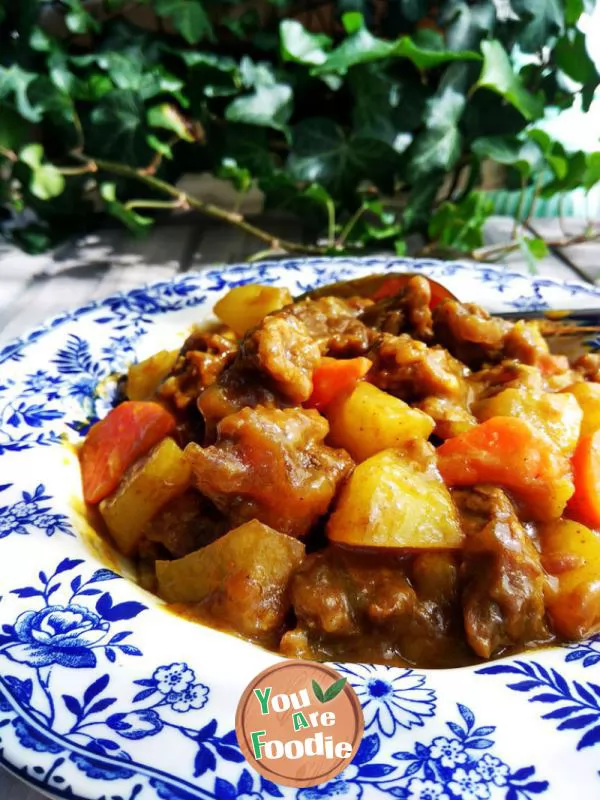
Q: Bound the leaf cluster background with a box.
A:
[0,0,598,259]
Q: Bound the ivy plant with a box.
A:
[0,0,598,264]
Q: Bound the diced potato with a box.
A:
[127,350,179,401]
[327,448,463,549]
[156,519,305,636]
[100,437,192,556]
[540,519,600,639]
[473,387,582,457]
[565,382,600,437]
[326,382,435,462]
[214,284,292,338]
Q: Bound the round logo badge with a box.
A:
[235,659,364,788]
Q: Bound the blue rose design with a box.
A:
[6,605,109,668]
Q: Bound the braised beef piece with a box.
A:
[142,491,228,559]
[368,333,469,402]
[185,406,353,538]
[282,547,468,667]
[359,275,434,341]
[290,296,375,357]
[454,486,550,659]
[196,296,374,433]
[433,299,512,368]
[159,329,238,410]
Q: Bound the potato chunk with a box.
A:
[327,447,463,549]
[214,284,292,338]
[540,519,600,640]
[473,387,582,457]
[326,381,434,462]
[565,382,600,437]
[156,519,305,637]
[100,438,192,555]
[127,350,179,400]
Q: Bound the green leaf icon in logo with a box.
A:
[312,677,347,703]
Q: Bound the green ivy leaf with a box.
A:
[280,20,332,66]
[312,13,479,75]
[19,144,65,201]
[394,239,408,256]
[407,85,465,179]
[565,0,584,25]
[155,0,214,44]
[396,0,429,23]
[218,158,252,193]
[525,237,550,259]
[511,0,564,53]
[517,234,548,274]
[0,104,28,151]
[88,90,149,163]
[146,134,173,160]
[583,153,600,192]
[429,191,493,251]
[440,0,497,51]
[147,104,194,142]
[350,66,425,150]
[225,84,293,134]
[287,118,396,198]
[100,182,153,235]
[471,135,543,178]
[554,30,599,88]
[0,65,41,122]
[224,126,274,177]
[475,40,544,120]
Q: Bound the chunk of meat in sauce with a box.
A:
[454,486,550,659]
[290,296,375,357]
[433,299,512,368]
[504,320,571,378]
[185,406,353,538]
[368,333,469,402]
[159,329,238,411]
[141,491,229,559]
[359,275,434,341]
[283,548,469,667]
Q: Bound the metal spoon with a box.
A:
[298,272,600,355]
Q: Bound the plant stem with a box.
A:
[0,145,17,161]
[124,198,187,211]
[75,154,328,256]
[338,205,367,246]
[512,177,528,239]
[472,229,600,262]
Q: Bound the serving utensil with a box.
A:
[298,272,600,356]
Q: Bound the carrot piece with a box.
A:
[80,401,175,504]
[437,416,573,521]
[567,431,600,529]
[305,357,371,411]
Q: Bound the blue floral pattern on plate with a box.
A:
[1,257,600,799]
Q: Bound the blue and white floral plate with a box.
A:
[1,257,600,800]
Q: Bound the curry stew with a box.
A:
[79,276,600,668]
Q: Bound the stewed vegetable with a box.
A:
[79,274,600,667]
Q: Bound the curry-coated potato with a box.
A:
[214,284,293,338]
[326,381,435,462]
[564,382,600,437]
[127,349,179,401]
[100,437,192,556]
[540,519,600,640]
[156,519,305,637]
[473,387,582,457]
[327,448,463,549]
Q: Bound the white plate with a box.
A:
[1,257,600,800]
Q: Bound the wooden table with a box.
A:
[0,214,598,800]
